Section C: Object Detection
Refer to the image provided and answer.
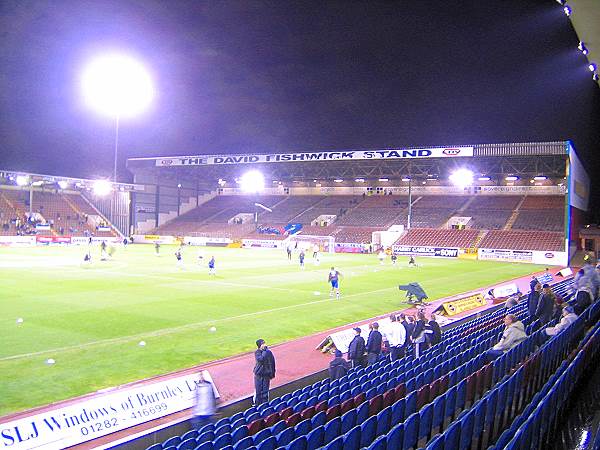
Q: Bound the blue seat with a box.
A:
[458,409,475,450]
[233,436,255,450]
[418,403,433,443]
[366,435,386,450]
[311,411,326,428]
[455,380,467,415]
[356,401,370,424]
[424,433,443,450]
[444,386,457,422]
[324,416,341,443]
[178,438,197,450]
[286,435,307,450]
[443,419,460,449]
[145,444,162,450]
[182,430,198,442]
[231,419,246,432]
[214,434,232,449]
[431,395,445,434]
[270,420,286,437]
[471,398,487,446]
[359,416,377,448]
[276,427,295,447]
[343,426,361,450]
[215,417,231,429]
[306,425,324,450]
[402,413,419,450]
[294,419,311,437]
[194,441,213,450]
[256,436,276,450]
[232,426,248,443]
[324,435,344,450]
[376,406,391,437]
[164,436,182,448]
[341,409,356,434]
[386,422,404,449]
[253,429,271,445]
[405,391,417,418]
[391,398,405,425]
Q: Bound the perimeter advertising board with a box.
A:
[478,249,533,263]
[392,245,459,258]
[0,372,219,450]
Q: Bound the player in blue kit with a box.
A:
[328,267,342,299]
[299,250,305,269]
[208,256,216,276]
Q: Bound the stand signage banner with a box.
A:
[184,236,232,246]
[392,245,459,258]
[35,236,71,245]
[441,293,486,316]
[0,236,36,246]
[0,371,219,450]
[154,147,474,167]
[241,239,283,249]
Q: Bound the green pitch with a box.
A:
[0,244,545,416]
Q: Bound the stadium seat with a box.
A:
[232,426,248,443]
[424,433,443,450]
[343,426,360,450]
[418,403,433,444]
[375,406,391,437]
[359,416,377,448]
[213,434,232,449]
[366,435,386,450]
[324,416,341,443]
[247,419,264,435]
[164,436,182,448]
[285,435,307,450]
[402,412,419,450]
[256,436,277,450]
[385,423,404,450]
[294,419,311,437]
[233,436,254,450]
[276,427,295,447]
[253,428,271,445]
[306,426,324,450]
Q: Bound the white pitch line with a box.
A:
[0,285,398,362]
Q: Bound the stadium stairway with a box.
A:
[133,278,600,450]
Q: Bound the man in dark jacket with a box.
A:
[366,322,383,365]
[329,350,350,380]
[427,314,442,345]
[253,339,276,405]
[535,284,555,325]
[527,282,542,318]
[347,328,366,368]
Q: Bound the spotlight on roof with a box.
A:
[505,176,519,181]
[58,180,69,189]
[218,178,226,187]
[93,180,113,196]
[355,178,365,183]
[378,178,389,182]
[16,175,29,186]
[533,176,548,181]
[449,168,474,188]
[478,176,491,181]
[563,5,571,16]
[401,177,411,182]
[239,170,265,193]
[334,179,343,183]
[588,63,597,72]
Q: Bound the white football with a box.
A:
[209,326,217,332]
[138,341,146,347]
[46,358,55,365]
[16,318,23,324]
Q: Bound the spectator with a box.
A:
[348,327,366,368]
[529,276,539,292]
[412,312,428,358]
[253,339,276,406]
[399,313,414,357]
[528,282,542,318]
[384,314,406,361]
[366,322,383,365]
[535,284,555,325]
[427,314,442,346]
[191,371,217,430]
[486,314,527,361]
[538,306,578,346]
[329,350,350,380]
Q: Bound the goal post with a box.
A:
[284,234,335,254]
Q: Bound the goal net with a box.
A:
[285,234,335,254]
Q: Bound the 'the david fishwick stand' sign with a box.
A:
[0,371,219,450]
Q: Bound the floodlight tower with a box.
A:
[81,54,154,183]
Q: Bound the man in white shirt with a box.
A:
[382,314,406,361]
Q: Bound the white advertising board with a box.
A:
[184,236,232,246]
[0,236,36,246]
[0,371,219,450]
[242,239,284,249]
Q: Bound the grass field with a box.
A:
[0,244,546,416]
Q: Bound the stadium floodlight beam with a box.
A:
[16,175,29,187]
[239,170,265,193]
[93,179,113,196]
[58,180,69,189]
[449,168,474,188]
[81,53,154,183]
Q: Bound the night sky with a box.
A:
[1,0,598,212]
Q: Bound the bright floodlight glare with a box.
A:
[58,180,69,189]
[93,180,113,196]
[16,175,29,186]
[505,176,519,181]
[478,176,491,181]
[449,168,474,188]
[81,54,154,118]
[240,170,265,193]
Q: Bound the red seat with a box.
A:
[429,379,440,402]
[416,385,430,409]
[263,412,280,428]
[279,407,293,421]
[340,398,355,415]
[325,404,340,422]
[285,412,302,427]
[382,389,396,408]
[353,392,366,406]
[300,406,316,421]
[315,400,328,413]
[394,383,406,400]
[438,375,449,395]
[465,373,476,404]
[369,394,383,416]
[247,418,264,435]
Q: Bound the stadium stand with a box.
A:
[336,208,403,228]
[466,196,523,210]
[519,195,564,210]
[333,227,381,244]
[266,196,324,224]
[141,278,600,450]
[406,209,457,229]
[461,209,513,230]
[511,210,565,232]
[412,195,468,210]
[395,228,480,248]
[479,230,564,252]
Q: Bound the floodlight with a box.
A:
[218,178,226,186]
[334,179,343,183]
[16,175,29,186]
[355,178,365,183]
[379,178,389,182]
[239,170,265,193]
[505,176,519,181]
[533,176,547,181]
[402,177,411,182]
[563,5,571,16]
[81,54,154,119]
[58,180,69,189]
[588,63,597,72]
[93,180,113,196]
[449,168,474,188]
[478,176,491,181]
